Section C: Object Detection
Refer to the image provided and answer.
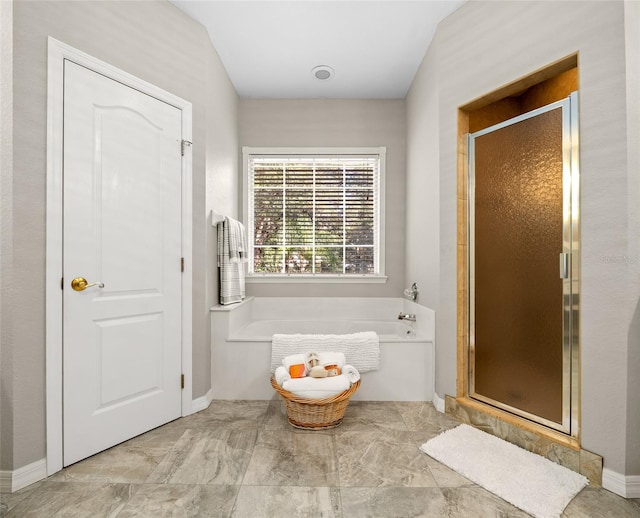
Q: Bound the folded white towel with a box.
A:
[282,374,350,399]
[274,366,291,387]
[341,364,360,383]
[271,332,379,373]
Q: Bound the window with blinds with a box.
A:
[245,149,384,277]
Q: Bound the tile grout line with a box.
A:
[331,430,345,518]
[227,400,272,517]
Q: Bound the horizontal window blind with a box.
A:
[248,155,380,275]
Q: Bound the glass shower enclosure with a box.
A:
[468,93,579,436]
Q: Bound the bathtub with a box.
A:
[210,297,434,401]
[233,319,420,340]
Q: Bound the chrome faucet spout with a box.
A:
[398,312,416,322]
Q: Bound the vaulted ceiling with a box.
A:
[169,1,466,99]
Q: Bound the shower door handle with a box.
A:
[559,253,569,279]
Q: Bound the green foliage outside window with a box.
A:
[250,156,379,275]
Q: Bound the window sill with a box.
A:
[246,274,388,284]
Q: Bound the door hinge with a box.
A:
[181,257,184,272]
[181,139,192,157]
[61,277,64,290]
[181,374,185,389]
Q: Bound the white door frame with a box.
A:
[45,37,193,475]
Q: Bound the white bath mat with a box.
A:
[420,424,587,518]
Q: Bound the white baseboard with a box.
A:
[627,476,640,498]
[432,392,445,413]
[603,468,640,498]
[191,387,213,414]
[0,458,47,493]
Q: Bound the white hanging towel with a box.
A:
[217,216,248,305]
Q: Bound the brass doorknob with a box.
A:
[71,277,104,291]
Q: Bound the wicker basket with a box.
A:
[270,376,361,430]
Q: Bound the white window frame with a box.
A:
[243,147,387,283]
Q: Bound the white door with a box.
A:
[63,60,183,465]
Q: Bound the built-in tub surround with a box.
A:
[210,297,434,401]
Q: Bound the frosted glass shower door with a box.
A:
[468,94,579,435]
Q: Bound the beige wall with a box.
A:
[0,0,15,471]
[209,47,242,324]
[238,99,406,298]
[204,43,240,391]
[625,0,640,476]
[0,0,238,471]
[405,42,439,312]
[406,0,638,476]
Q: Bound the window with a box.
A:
[244,147,386,281]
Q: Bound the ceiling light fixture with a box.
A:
[312,65,334,81]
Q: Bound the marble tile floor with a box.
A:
[2,400,639,518]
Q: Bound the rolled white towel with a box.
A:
[283,374,350,399]
[342,364,360,383]
[275,366,291,387]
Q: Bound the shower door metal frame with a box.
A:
[467,92,580,437]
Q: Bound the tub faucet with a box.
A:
[398,312,416,322]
